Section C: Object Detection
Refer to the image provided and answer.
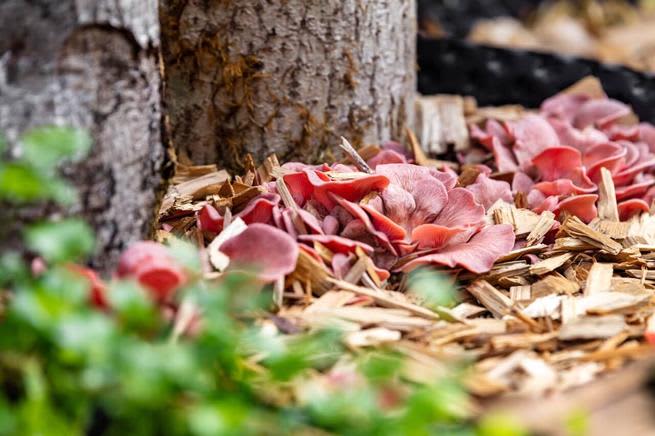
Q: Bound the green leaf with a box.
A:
[566,409,589,436]
[25,219,94,263]
[0,162,49,202]
[0,252,28,286]
[46,178,78,205]
[408,268,457,309]
[188,401,250,435]
[359,351,404,382]
[0,398,17,435]
[477,413,527,436]
[0,162,77,204]
[166,237,201,274]
[0,133,7,154]
[21,126,91,168]
[108,280,158,332]
[55,313,115,358]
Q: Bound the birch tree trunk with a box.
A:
[160,0,416,169]
[0,1,165,271]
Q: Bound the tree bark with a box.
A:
[0,1,165,271]
[160,0,416,169]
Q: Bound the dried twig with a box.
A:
[338,137,372,174]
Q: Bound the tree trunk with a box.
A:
[160,0,416,169]
[0,1,165,271]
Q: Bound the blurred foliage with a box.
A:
[408,268,458,309]
[0,127,525,435]
[0,126,89,205]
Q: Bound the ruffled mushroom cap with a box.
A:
[220,223,299,282]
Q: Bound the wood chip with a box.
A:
[490,332,558,352]
[562,76,606,98]
[160,170,230,217]
[345,328,402,348]
[510,285,532,303]
[451,303,488,319]
[466,105,525,124]
[289,250,333,295]
[466,280,536,330]
[304,291,355,313]
[415,94,470,154]
[256,154,280,183]
[526,211,556,246]
[559,316,626,340]
[311,307,432,331]
[493,203,542,237]
[560,216,623,255]
[597,168,619,222]
[530,253,573,276]
[342,256,368,284]
[583,292,650,315]
[592,220,631,239]
[611,277,649,295]
[532,273,580,297]
[584,263,614,296]
[552,237,596,252]
[339,137,371,174]
[496,244,547,263]
[327,278,443,321]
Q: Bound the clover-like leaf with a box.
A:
[25,219,94,263]
[21,126,91,168]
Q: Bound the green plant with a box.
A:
[0,127,523,435]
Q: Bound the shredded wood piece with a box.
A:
[415,94,470,154]
[583,292,650,315]
[290,251,332,295]
[560,216,623,255]
[580,342,653,362]
[510,285,532,303]
[610,277,649,295]
[338,137,372,174]
[355,145,381,162]
[257,154,280,183]
[345,328,402,348]
[552,237,595,252]
[559,315,626,340]
[308,307,432,331]
[584,262,614,296]
[160,170,230,217]
[562,76,606,98]
[451,303,487,319]
[490,333,557,352]
[342,256,368,284]
[598,167,620,221]
[466,105,525,124]
[530,253,573,276]
[304,291,355,313]
[526,211,556,246]
[592,220,631,239]
[327,278,444,321]
[467,281,537,330]
[523,295,562,319]
[496,244,547,263]
[532,273,580,297]
[494,203,546,237]
[406,127,459,170]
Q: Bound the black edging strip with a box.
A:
[417,37,655,124]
